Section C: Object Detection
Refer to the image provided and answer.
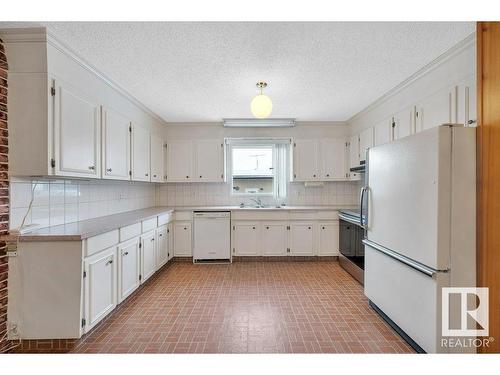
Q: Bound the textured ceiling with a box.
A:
[1,22,475,122]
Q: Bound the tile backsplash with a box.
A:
[10,178,156,230]
[157,181,361,207]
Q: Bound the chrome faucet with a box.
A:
[249,198,263,208]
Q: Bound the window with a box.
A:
[227,138,290,200]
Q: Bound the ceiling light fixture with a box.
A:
[250,82,273,119]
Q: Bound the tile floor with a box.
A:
[72,261,414,353]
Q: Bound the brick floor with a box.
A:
[71,261,414,353]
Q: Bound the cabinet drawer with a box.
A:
[158,212,173,226]
[86,230,119,257]
[289,211,318,220]
[231,210,289,221]
[119,222,142,242]
[316,210,339,220]
[142,218,157,233]
[174,211,192,221]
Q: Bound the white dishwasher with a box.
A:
[193,211,231,262]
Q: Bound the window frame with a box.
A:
[225,138,290,200]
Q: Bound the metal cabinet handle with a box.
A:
[184,227,187,230]
[153,174,157,178]
[313,174,316,177]
[322,226,325,230]
[106,259,113,265]
[326,174,330,177]
[252,226,256,229]
[88,166,95,170]
[151,238,154,242]
[467,119,476,125]
[123,251,129,256]
[106,168,112,172]
[159,234,163,237]
[145,173,149,176]
[199,175,202,178]
[186,176,190,179]
[266,226,269,229]
[308,226,311,230]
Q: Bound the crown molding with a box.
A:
[347,32,476,124]
[0,27,168,126]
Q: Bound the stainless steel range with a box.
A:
[338,209,365,284]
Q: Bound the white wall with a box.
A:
[10,178,155,230]
[157,121,360,207]
[348,34,476,134]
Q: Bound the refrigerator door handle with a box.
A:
[359,186,368,229]
[362,239,444,278]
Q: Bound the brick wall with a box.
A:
[0,38,10,353]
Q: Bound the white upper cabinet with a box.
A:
[166,140,224,182]
[195,140,224,182]
[131,123,151,182]
[150,135,164,182]
[359,127,374,162]
[4,31,162,182]
[415,86,454,132]
[53,80,101,179]
[320,139,347,180]
[393,106,415,140]
[293,140,318,181]
[101,107,131,180]
[293,139,348,182]
[373,118,393,147]
[456,76,477,127]
[348,134,360,169]
[166,140,193,182]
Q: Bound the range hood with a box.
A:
[350,160,366,173]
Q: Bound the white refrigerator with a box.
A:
[363,125,476,353]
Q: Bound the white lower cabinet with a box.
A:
[84,246,117,332]
[261,222,288,256]
[289,222,315,256]
[117,237,141,303]
[174,221,192,256]
[141,230,157,283]
[167,223,174,260]
[233,222,260,256]
[156,225,169,269]
[318,221,340,256]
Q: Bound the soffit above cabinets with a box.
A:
[0,22,475,122]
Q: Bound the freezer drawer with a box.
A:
[364,244,453,353]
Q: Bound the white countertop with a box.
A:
[18,205,357,242]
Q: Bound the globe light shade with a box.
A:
[251,94,273,119]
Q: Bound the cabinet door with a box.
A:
[373,118,393,146]
[359,127,374,162]
[118,238,140,303]
[261,222,287,256]
[233,222,260,256]
[156,225,168,269]
[167,141,194,182]
[84,246,117,332]
[131,123,151,181]
[349,135,360,169]
[289,222,315,256]
[174,221,192,256]
[141,231,156,283]
[195,140,224,182]
[150,135,164,182]
[53,80,100,178]
[293,140,319,181]
[318,221,339,256]
[320,139,347,180]
[456,76,477,127]
[393,106,415,140]
[167,223,174,260]
[415,86,454,132]
[102,107,131,180]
